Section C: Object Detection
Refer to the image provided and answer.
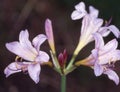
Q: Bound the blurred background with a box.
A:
[0,0,120,92]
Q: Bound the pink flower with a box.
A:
[72,2,120,55]
[4,30,49,83]
[88,33,120,85]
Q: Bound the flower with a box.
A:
[72,2,120,55]
[4,30,49,83]
[86,33,120,85]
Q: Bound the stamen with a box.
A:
[15,56,22,62]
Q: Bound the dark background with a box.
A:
[0,0,120,92]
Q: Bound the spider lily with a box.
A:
[76,33,120,85]
[4,30,49,83]
[71,2,120,55]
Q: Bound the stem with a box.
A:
[66,55,76,70]
[61,75,66,92]
[66,41,85,70]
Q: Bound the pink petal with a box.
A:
[4,62,21,77]
[35,51,49,63]
[75,2,85,11]
[98,27,111,37]
[89,6,99,18]
[28,64,41,84]
[71,11,86,20]
[104,69,119,85]
[108,25,120,38]
[102,39,118,53]
[71,2,87,20]
[93,33,104,49]
[99,50,120,65]
[32,34,47,51]
[19,30,37,54]
[94,62,103,76]
[6,42,36,61]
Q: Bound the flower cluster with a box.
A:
[4,1,120,86]
[72,2,120,85]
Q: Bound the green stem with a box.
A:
[61,75,66,92]
[66,54,76,70]
[66,41,85,70]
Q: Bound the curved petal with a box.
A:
[75,2,86,11]
[104,69,119,85]
[32,34,47,51]
[35,51,49,63]
[91,49,98,59]
[108,25,120,38]
[71,2,87,20]
[71,11,86,20]
[4,62,21,77]
[99,50,120,65]
[94,62,103,76]
[28,63,41,84]
[93,18,103,27]
[19,30,37,55]
[101,39,118,53]
[6,42,36,61]
[93,33,104,49]
[89,6,99,18]
[98,27,111,37]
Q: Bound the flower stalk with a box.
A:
[61,75,66,92]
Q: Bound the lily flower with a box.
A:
[81,33,120,85]
[71,2,120,55]
[4,30,49,83]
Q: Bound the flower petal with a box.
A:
[19,30,37,55]
[94,62,103,76]
[28,63,41,84]
[75,2,85,11]
[89,6,99,18]
[99,50,120,65]
[32,34,47,51]
[4,62,21,77]
[98,27,111,37]
[104,69,119,85]
[93,33,104,49]
[91,49,98,59]
[71,2,87,20]
[107,25,120,38]
[35,51,49,63]
[6,42,36,61]
[101,39,118,53]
